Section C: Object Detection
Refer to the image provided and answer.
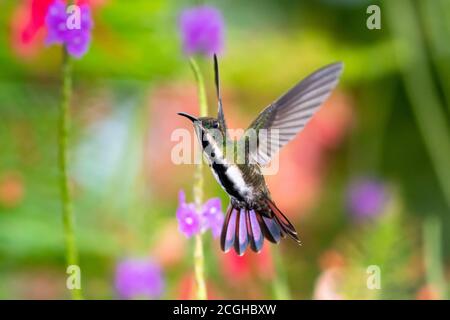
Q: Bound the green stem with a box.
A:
[190,57,208,300]
[193,234,207,299]
[58,49,83,300]
[189,58,208,117]
[385,0,450,209]
[423,216,447,299]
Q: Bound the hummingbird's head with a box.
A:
[177,55,228,149]
[177,112,225,147]
[177,112,222,131]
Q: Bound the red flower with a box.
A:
[10,0,51,57]
[21,0,54,44]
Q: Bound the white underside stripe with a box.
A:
[226,166,252,195]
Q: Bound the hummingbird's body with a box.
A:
[196,120,273,213]
[210,158,268,208]
[179,55,343,255]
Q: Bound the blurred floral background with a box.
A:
[1,0,449,299]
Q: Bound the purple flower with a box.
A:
[347,178,388,220]
[45,0,67,45]
[45,0,93,58]
[176,190,224,238]
[179,6,224,56]
[65,28,91,58]
[177,190,202,237]
[115,258,164,299]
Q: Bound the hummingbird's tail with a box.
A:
[220,198,300,256]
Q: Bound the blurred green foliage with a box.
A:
[0,0,449,299]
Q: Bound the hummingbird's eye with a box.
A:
[212,122,219,129]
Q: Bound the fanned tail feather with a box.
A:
[220,198,300,255]
[266,198,301,243]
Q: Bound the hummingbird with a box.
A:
[178,55,343,255]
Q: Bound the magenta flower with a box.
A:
[45,0,93,58]
[115,258,164,299]
[347,178,388,220]
[179,6,224,56]
[176,190,224,238]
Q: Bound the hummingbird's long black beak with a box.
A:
[177,112,199,123]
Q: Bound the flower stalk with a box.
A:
[58,48,83,300]
[190,57,208,300]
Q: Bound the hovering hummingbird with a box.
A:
[178,55,343,255]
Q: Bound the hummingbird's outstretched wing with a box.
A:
[214,54,227,131]
[244,62,343,166]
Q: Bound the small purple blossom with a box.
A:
[177,190,202,237]
[347,178,388,220]
[176,190,224,238]
[45,0,93,58]
[115,258,164,300]
[45,1,67,45]
[179,6,224,56]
